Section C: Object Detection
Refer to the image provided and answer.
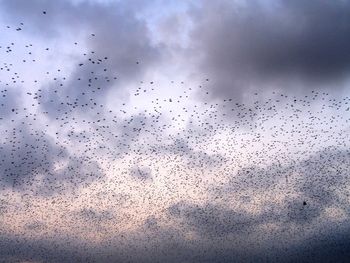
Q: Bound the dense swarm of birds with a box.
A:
[0,8,350,263]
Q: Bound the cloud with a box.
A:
[1,207,350,262]
[165,146,350,243]
[189,0,350,101]
[228,146,349,200]
[1,1,350,262]
[285,223,350,263]
[0,122,104,195]
[0,234,91,263]
[168,201,269,238]
[0,0,161,120]
[296,147,350,206]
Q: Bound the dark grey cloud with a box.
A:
[2,216,350,262]
[296,147,350,206]
[168,201,269,238]
[230,146,349,194]
[0,122,104,195]
[285,222,350,263]
[283,197,322,225]
[189,0,350,101]
[223,147,350,223]
[0,234,93,263]
[164,147,350,246]
[162,200,348,262]
[167,198,321,239]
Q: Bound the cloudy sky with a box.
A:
[0,0,350,262]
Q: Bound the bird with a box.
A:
[0,4,349,263]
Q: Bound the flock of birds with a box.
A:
[0,8,350,263]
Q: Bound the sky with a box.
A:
[0,0,350,262]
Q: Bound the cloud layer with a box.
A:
[189,0,350,100]
[0,1,350,262]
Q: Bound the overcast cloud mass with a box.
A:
[0,0,350,262]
